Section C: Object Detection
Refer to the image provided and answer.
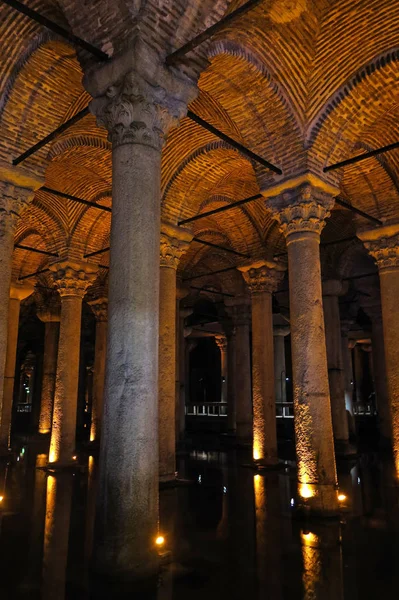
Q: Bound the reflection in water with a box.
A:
[301,522,344,600]
[42,473,73,600]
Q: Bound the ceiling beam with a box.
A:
[41,186,112,213]
[183,265,238,281]
[179,193,262,225]
[324,141,399,172]
[1,0,108,60]
[192,237,250,258]
[14,244,58,257]
[189,285,235,298]
[187,110,282,174]
[335,197,383,226]
[165,0,264,65]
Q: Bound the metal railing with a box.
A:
[276,402,294,418]
[186,402,228,417]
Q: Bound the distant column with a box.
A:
[226,328,236,432]
[37,297,60,435]
[88,297,108,443]
[215,336,228,404]
[273,324,290,405]
[229,300,252,443]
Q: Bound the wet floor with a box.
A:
[0,441,398,599]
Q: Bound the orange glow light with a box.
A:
[338,493,347,502]
[299,483,315,499]
[155,536,165,546]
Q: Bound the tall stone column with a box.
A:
[268,178,338,514]
[239,260,285,466]
[37,298,60,435]
[48,260,97,465]
[177,307,192,441]
[358,224,399,472]
[0,171,41,446]
[215,336,228,404]
[226,328,236,432]
[158,222,192,482]
[0,281,34,450]
[273,323,290,405]
[353,344,365,410]
[87,297,108,444]
[363,305,390,440]
[340,322,356,436]
[228,300,252,443]
[322,280,350,450]
[86,48,197,579]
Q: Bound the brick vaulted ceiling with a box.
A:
[1,0,399,296]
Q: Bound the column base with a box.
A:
[296,482,339,517]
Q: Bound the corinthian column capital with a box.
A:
[265,175,338,239]
[358,223,399,273]
[49,260,98,298]
[160,222,193,269]
[87,42,197,150]
[88,297,108,322]
[215,335,227,352]
[239,259,285,294]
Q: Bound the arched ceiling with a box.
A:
[1,0,399,300]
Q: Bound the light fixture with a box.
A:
[0,496,3,502]
[155,536,165,546]
[299,483,315,499]
[72,455,77,461]
[338,493,347,502]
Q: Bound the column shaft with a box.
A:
[0,297,21,449]
[38,321,60,434]
[49,295,83,464]
[371,316,390,439]
[251,292,277,464]
[234,318,252,442]
[287,232,337,509]
[0,225,14,431]
[90,320,107,443]
[274,335,286,405]
[323,288,349,445]
[159,266,177,481]
[227,332,236,431]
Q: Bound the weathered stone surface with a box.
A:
[88,298,108,443]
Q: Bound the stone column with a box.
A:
[358,224,399,472]
[229,300,252,443]
[87,298,108,444]
[48,260,97,466]
[322,280,350,450]
[268,178,338,514]
[273,324,290,405]
[364,305,390,440]
[177,307,192,441]
[340,322,356,436]
[215,336,228,404]
[226,328,236,432]
[0,281,34,450]
[86,49,197,579]
[0,171,40,446]
[239,260,285,466]
[158,222,192,482]
[37,299,60,435]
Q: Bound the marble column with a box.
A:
[353,344,365,410]
[0,281,34,450]
[268,177,338,514]
[364,305,390,440]
[322,280,350,449]
[86,51,197,579]
[87,297,108,444]
[229,300,252,443]
[159,222,192,482]
[340,323,356,436]
[48,260,97,466]
[226,328,236,431]
[273,324,290,405]
[177,307,192,441]
[239,260,285,466]
[215,335,228,404]
[358,224,399,472]
[0,171,40,447]
[37,300,60,435]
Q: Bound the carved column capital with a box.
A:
[160,222,192,269]
[88,297,108,322]
[89,63,197,151]
[215,335,227,352]
[49,260,98,299]
[267,182,335,239]
[0,183,36,234]
[358,223,399,273]
[238,259,285,294]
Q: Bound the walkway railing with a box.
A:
[186,402,228,417]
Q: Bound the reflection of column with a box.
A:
[273,325,290,404]
[48,260,97,465]
[300,523,344,600]
[215,336,227,404]
[269,178,338,514]
[226,329,236,431]
[42,473,73,600]
[364,305,390,440]
[0,281,34,450]
[37,300,60,435]
[240,260,285,465]
[23,453,47,588]
[87,55,196,579]
[0,174,40,451]
[159,223,192,482]
[322,280,349,448]
[359,225,399,473]
[88,297,108,443]
[229,300,252,443]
